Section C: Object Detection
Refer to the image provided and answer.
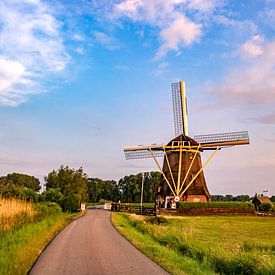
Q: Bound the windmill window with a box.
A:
[172,141,190,147]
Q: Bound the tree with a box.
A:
[117,172,161,203]
[118,174,140,203]
[45,165,88,203]
[211,195,251,202]
[87,178,120,203]
[1,173,40,192]
[0,181,24,199]
[0,176,38,201]
[144,172,161,202]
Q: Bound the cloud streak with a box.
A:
[207,37,275,124]
[0,0,69,106]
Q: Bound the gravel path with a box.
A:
[30,210,168,275]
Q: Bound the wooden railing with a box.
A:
[111,203,156,216]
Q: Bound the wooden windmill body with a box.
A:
[124,81,249,209]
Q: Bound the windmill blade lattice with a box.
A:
[194,131,249,147]
[172,82,184,137]
[124,144,164,159]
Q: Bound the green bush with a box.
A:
[43,188,64,204]
[23,188,38,202]
[0,183,38,202]
[177,201,255,210]
[259,202,272,212]
[60,194,81,212]
[35,202,62,218]
[0,184,24,199]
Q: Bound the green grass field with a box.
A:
[112,213,275,275]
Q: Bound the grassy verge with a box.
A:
[112,213,275,275]
[112,213,214,274]
[0,205,79,274]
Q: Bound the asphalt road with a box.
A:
[30,210,168,275]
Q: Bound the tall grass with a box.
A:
[0,197,36,233]
[0,198,78,274]
[0,211,73,274]
[112,213,275,274]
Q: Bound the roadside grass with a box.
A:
[112,213,275,275]
[112,213,214,275]
[0,199,79,275]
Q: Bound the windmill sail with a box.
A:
[172,81,188,137]
[194,131,249,148]
[124,144,164,159]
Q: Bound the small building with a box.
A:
[252,193,272,211]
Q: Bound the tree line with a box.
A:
[0,166,162,211]
[1,165,274,212]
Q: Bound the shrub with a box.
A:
[35,202,62,217]
[43,188,64,204]
[259,202,272,212]
[23,188,38,202]
[60,194,81,212]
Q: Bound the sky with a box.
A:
[0,0,275,196]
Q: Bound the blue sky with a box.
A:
[0,0,275,195]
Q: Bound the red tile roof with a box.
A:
[257,196,272,204]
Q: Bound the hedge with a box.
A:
[177,201,255,210]
[259,202,273,212]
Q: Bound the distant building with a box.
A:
[252,193,272,211]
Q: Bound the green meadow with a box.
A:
[112,213,275,275]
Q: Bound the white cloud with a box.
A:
[0,0,69,106]
[0,58,36,106]
[186,0,220,12]
[113,0,220,58]
[240,35,264,58]
[157,15,201,58]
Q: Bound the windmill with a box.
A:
[123,81,249,208]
